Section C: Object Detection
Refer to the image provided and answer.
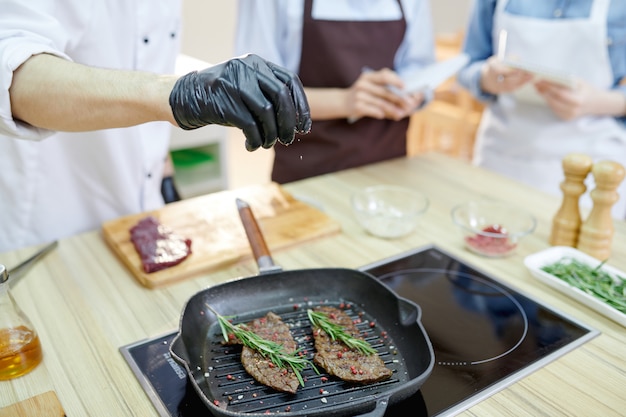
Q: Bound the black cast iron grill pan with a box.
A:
[170,199,434,417]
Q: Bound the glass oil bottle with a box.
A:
[0,264,43,380]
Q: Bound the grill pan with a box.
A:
[170,199,434,417]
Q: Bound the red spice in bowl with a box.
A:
[451,200,536,258]
[465,224,517,256]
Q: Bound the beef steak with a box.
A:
[311,306,392,384]
[129,216,192,273]
[233,312,301,394]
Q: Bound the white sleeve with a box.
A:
[233,0,303,73]
[0,2,76,140]
[394,0,436,76]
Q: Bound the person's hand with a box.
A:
[535,79,601,120]
[480,57,533,95]
[169,54,312,151]
[346,68,421,121]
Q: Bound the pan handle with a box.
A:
[353,396,390,417]
[169,332,190,364]
[236,198,283,274]
[398,296,422,325]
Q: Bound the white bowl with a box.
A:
[351,185,429,239]
[451,200,537,257]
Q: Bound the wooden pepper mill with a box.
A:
[576,160,626,260]
[549,153,593,247]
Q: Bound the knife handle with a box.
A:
[236,198,274,265]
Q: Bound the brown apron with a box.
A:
[271,0,409,183]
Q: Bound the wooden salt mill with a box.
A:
[549,153,593,247]
[577,160,626,260]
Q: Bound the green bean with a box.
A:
[541,257,626,314]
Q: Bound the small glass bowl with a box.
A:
[351,185,429,239]
[451,200,537,257]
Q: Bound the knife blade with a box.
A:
[7,240,58,287]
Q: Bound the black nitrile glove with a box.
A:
[169,54,312,151]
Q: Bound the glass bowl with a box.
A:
[351,185,429,239]
[451,200,537,257]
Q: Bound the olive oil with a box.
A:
[0,326,43,380]
[0,264,43,379]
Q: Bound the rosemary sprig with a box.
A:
[206,304,314,386]
[541,258,626,314]
[307,309,377,355]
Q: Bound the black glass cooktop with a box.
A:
[121,245,598,417]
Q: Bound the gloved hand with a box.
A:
[169,54,312,151]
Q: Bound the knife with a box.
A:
[6,240,58,287]
[235,198,283,275]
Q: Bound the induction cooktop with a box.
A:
[120,245,598,417]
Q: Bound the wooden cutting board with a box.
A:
[102,182,341,288]
[0,391,66,417]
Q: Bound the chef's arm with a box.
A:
[616,83,626,126]
[9,53,311,151]
[534,79,626,121]
[304,88,350,120]
[586,89,626,118]
[10,53,177,131]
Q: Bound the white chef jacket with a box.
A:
[234,0,434,79]
[0,0,181,252]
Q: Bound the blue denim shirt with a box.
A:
[457,0,626,125]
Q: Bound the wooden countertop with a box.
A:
[1,152,624,416]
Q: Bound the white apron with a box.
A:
[473,0,626,218]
